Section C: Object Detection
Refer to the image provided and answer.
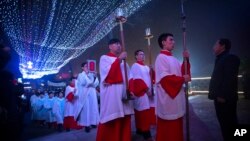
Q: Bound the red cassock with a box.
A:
[131,78,151,132]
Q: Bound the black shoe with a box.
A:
[66,128,70,132]
[136,129,142,135]
[85,126,91,133]
[91,125,97,128]
[143,131,152,140]
[57,124,63,132]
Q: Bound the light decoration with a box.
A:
[0,0,151,79]
[27,61,33,69]
[189,75,244,94]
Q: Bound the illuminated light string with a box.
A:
[0,0,151,79]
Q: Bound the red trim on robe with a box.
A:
[63,116,78,129]
[69,83,75,88]
[134,109,151,131]
[149,107,156,125]
[160,75,184,99]
[160,50,172,56]
[96,116,131,141]
[105,58,123,84]
[66,92,74,102]
[136,61,145,66]
[181,59,191,76]
[156,117,183,141]
[107,52,117,57]
[131,79,148,97]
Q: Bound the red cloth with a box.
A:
[96,115,131,141]
[105,58,123,84]
[160,50,172,56]
[69,83,75,88]
[63,116,78,129]
[136,61,145,66]
[130,79,148,97]
[149,107,156,125]
[156,117,184,141]
[66,92,74,102]
[134,109,151,132]
[160,75,184,99]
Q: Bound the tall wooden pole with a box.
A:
[116,8,133,100]
[180,1,190,141]
[145,28,154,97]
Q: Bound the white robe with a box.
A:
[77,73,100,126]
[130,62,151,111]
[30,94,39,120]
[35,96,46,120]
[44,97,56,122]
[74,71,92,120]
[64,85,76,117]
[99,55,134,124]
[87,73,100,125]
[53,97,65,124]
[155,53,185,120]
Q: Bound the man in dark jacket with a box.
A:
[208,38,240,141]
[0,43,23,141]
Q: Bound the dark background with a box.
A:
[70,0,250,77]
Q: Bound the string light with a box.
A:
[0,0,151,79]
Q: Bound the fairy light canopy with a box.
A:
[0,0,151,79]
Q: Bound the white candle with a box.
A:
[116,8,123,17]
[145,28,151,36]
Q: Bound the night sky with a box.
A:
[69,0,250,78]
[1,0,250,79]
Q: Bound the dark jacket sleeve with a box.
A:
[208,54,240,102]
[219,55,240,100]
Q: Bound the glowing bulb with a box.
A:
[27,61,33,69]
[145,28,151,36]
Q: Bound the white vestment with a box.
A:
[130,62,151,111]
[99,54,134,124]
[155,52,185,120]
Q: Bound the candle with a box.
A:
[116,8,123,17]
[145,28,151,36]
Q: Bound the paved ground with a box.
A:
[21,94,250,141]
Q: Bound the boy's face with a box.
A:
[162,36,175,51]
[136,51,145,61]
[109,42,122,55]
[82,63,88,72]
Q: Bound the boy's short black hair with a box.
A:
[158,33,173,49]
[81,62,87,68]
[108,38,121,45]
[219,38,231,51]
